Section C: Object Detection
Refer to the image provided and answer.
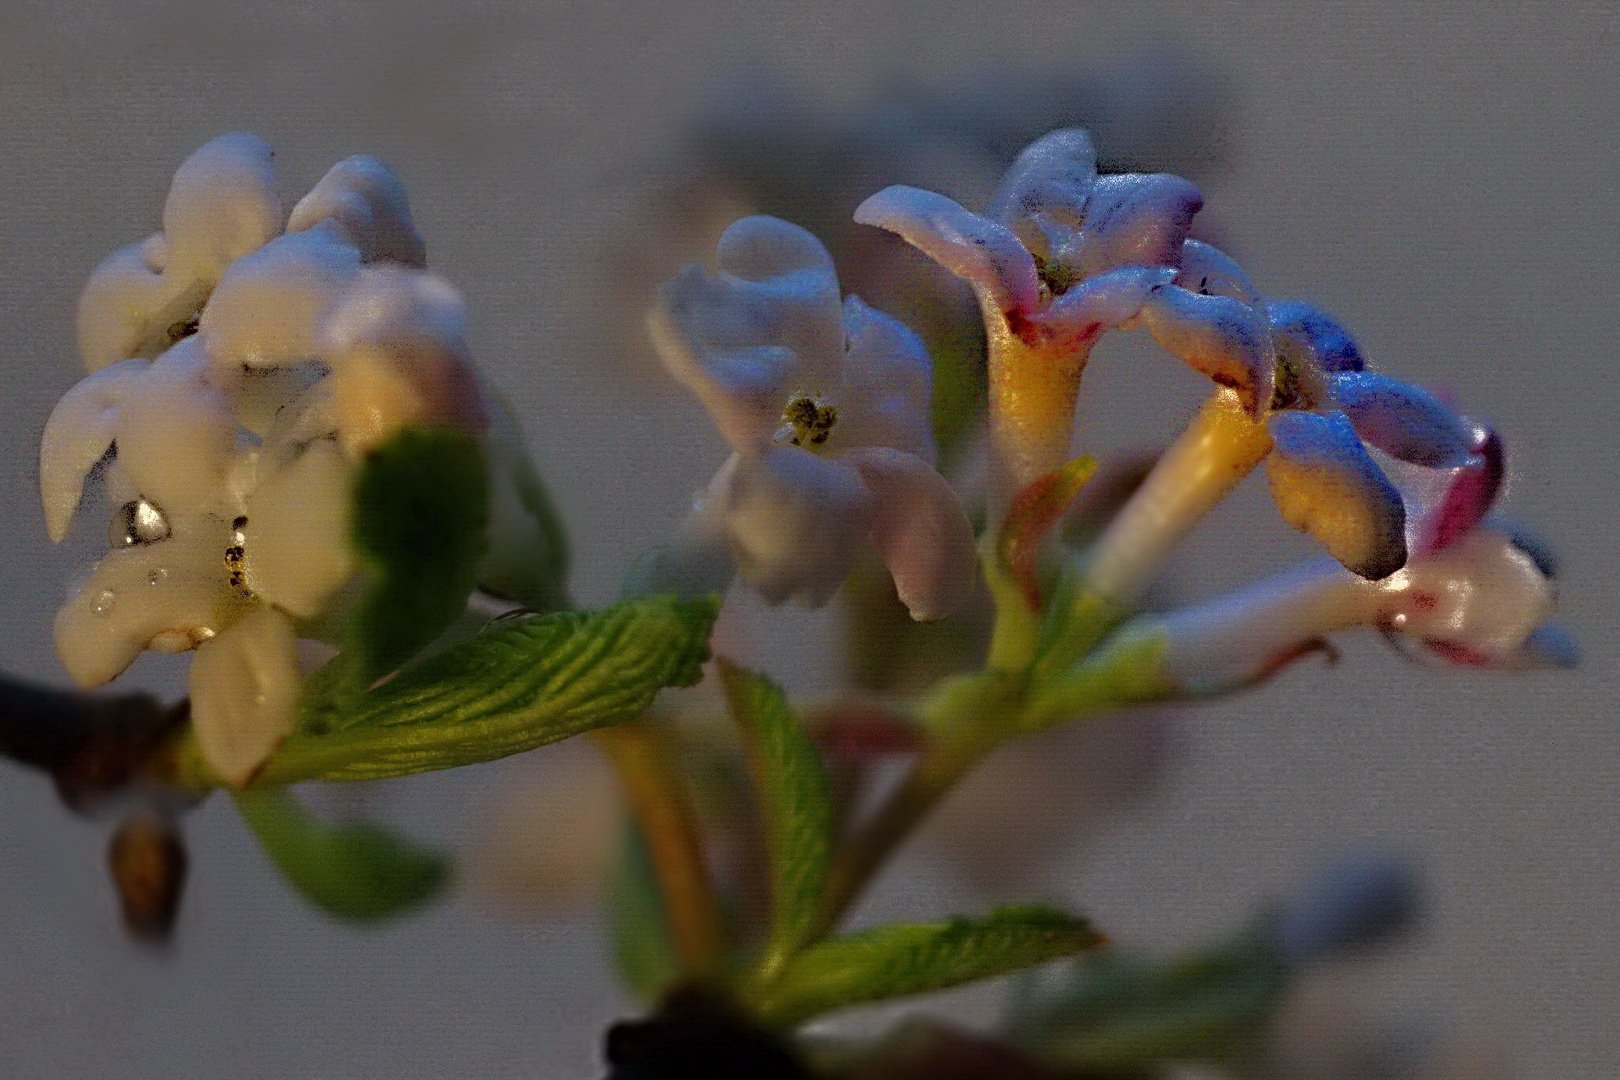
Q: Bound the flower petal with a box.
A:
[1074,173,1203,277]
[1377,529,1551,657]
[983,128,1096,225]
[243,439,356,619]
[188,605,301,787]
[1266,410,1407,580]
[54,527,247,688]
[40,357,150,541]
[76,239,168,372]
[1172,239,1259,305]
[1039,264,1177,350]
[1413,426,1503,555]
[832,295,935,461]
[1329,371,1475,467]
[161,132,283,282]
[711,215,845,392]
[288,155,427,267]
[854,185,1040,314]
[1267,300,1364,373]
[708,446,873,608]
[841,447,977,621]
[112,340,239,519]
[319,267,487,454]
[200,222,363,369]
[1140,284,1273,413]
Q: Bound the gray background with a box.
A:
[0,1,1615,1077]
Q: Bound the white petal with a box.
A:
[854,185,1041,315]
[710,446,873,608]
[319,267,486,453]
[841,447,976,621]
[1377,530,1553,657]
[54,527,246,688]
[162,133,282,281]
[1173,239,1259,305]
[76,240,168,372]
[188,606,301,787]
[1038,265,1177,349]
[831,295,936,461]
[288,155,426,267]
[984,128,1096,225]
[112,339,238,518]
[243,439,356,619]
[40,357,150,541]
[1075,173,1203,277]
[200,222,363,369]
[1140,284,1274,413]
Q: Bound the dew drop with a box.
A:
[92,589,117,616]
[110,498,171,548]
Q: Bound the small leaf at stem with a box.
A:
[608,821,681,1004]
[345,426,490,687]
[718,660,835,975]
[751,906,1104,1027]
[998,456,1099,612]
[233,787,448,921]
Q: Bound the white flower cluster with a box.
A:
[42,134,502,785]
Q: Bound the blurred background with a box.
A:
[0,0,1614,1076]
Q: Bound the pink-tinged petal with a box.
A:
[1267,300,1364,373]
[649,268,797,452]
[76,240,168,372]
[1377,529,1552,658]
[1037,265,1177,351]
[318,267,488,453]
[842,446,977,621]
[200,222,363,369]
[1173,239,1259,304]
[112,340,238,519]
[188,606,301,787]
[54,527,248,688]
[854,185,1040,314]
[1266,410,1407,580]
[708,446,874,609]
[243,440,356,619]
[983,128,1096,225]
[1413,426,1503,555]
[40,357,150,541]
[832,295,935,462]
[1140,284,1273,413]
[162,133,283,282]
[1329,371,1474,467]
[712,215,845,392]
[288,155,427,267]
[1074,173,1203,277]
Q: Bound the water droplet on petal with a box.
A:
[110,498,171,548]
[92,589,117,615]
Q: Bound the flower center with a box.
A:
[780,395,838,451]
[1032,251,1081,297]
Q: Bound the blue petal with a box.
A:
[1331,371,1475,467]
[1265,410,1407,579]
[1268,300,1364,373]
[1075,173,1204,277]
[983,128,1096,224]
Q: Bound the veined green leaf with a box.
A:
[718,661,834,975]
[233,788,448,921]
[173,595,717,788]
[751,906,1104,1028]
[346,426,490,687]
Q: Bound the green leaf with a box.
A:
[608,821,680,1004]
[478,392,571,613]
[233,788,448,921]
[751,906,1105,1028]
[223,595,718,786]
[346,426,490,687]
[718,661,834,975]
[1004,929,1289,1070]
